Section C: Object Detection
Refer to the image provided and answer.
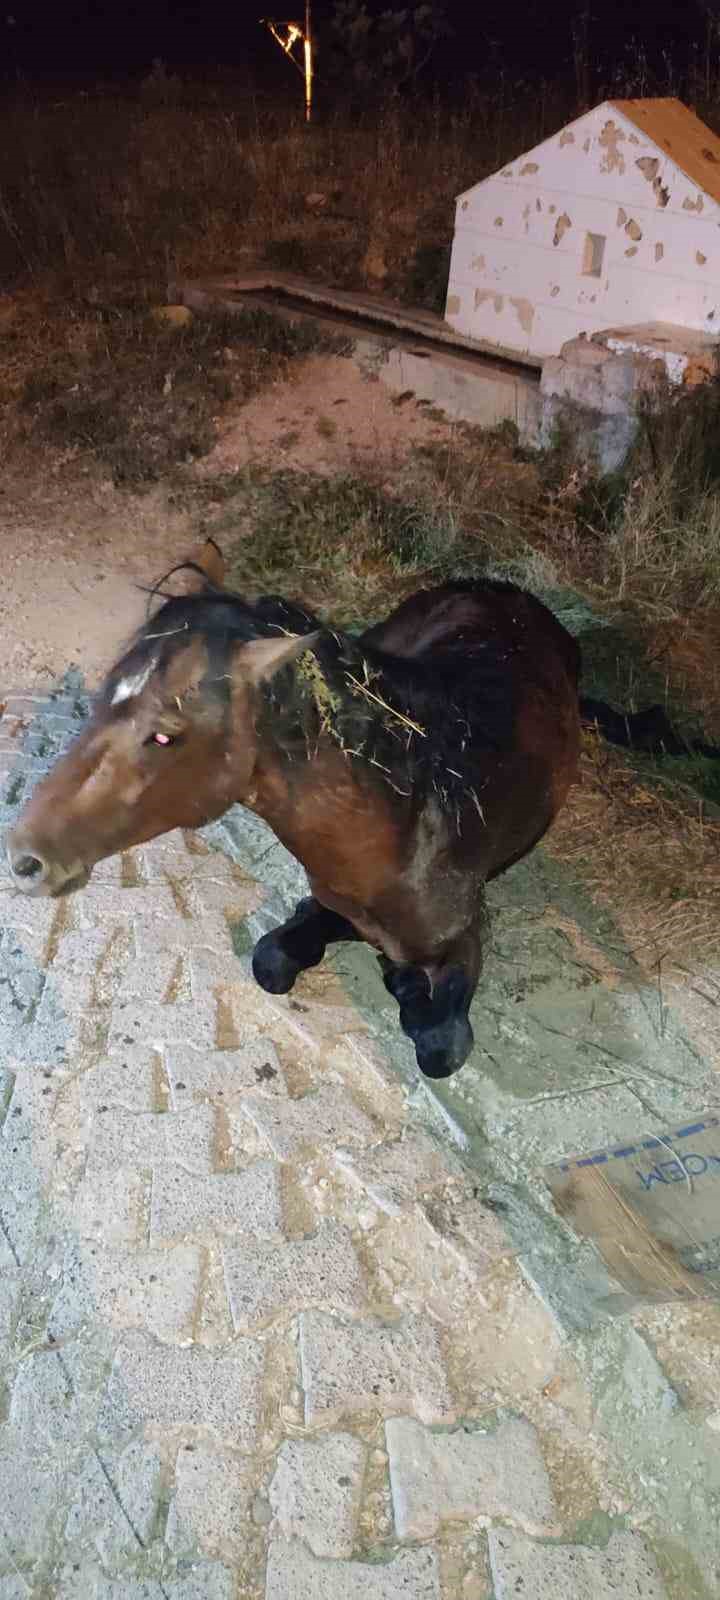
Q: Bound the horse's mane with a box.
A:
[100,581,525,814]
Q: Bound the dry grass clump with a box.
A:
[548,731,720,971]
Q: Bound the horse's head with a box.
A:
[6,540,315,897]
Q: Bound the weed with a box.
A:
[576,378,720,612]
[220,464,544,626]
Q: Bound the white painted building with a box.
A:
[445,98,720,362]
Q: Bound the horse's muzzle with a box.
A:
[5,832,91,898]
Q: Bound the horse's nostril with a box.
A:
[13,853,45,881]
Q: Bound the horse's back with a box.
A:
[360,579,581,683]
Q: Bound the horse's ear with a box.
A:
[241,631,320,684]
[172,538,225,594]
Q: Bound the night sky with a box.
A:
[0,1,711,84]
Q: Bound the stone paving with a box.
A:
[1,682,719,1599]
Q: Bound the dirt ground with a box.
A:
[199,354,449,481]
[0,355,446,687]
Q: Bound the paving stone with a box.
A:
[163,1563,236,1600]
[330,1033,409,1120]
[0,1440,68,1561]
[265,1539,440,1599]
[0,899,55,964]
[268,1434,366,1558]
[0,1267,21,1341]
[133,828,199,877]
[54,1570,166,1600]
[65,1450,148,1565]
[133,913,230,957]
[0,936,48,1044]
[200,807,279,868]
[110,950,194,1007]
[488,1529,668,1599]
[0,1138,44,1264]
[188,942,259,997]
[234,982,362,1056]
[0,1578,32,1600]
[240,1085,379,1160]
[115,1437,164,1546]
[98,1332,264,1448]
[72,1165,149,1246]
[150,1160,282,1243]
[299,1311,455,1425]
[9,1346,98,1448]
[224,1221,366,1332]
[3,1067,63,1173]
[166,1442,254,1557]
[106,993,217,1055]
[49,1240,204,1345]
[421,1188,514,1276]
[71,882,181,928]
[333,1132,459,1217]
[385,1415,558,1539]
[0,1229,18,1271]
[79,1049,164,1114]
[184,871,262,923]
[166,1039,287,1109]
[52,927,124,973]
[89,1103,217,1174]
[8,974,73,1064]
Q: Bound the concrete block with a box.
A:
[223,1221,366,1332]
[268,1434,366,1558]
[378,345,541,436]
[150,1160,282,1243]
[265,1539,440,1599]
[299,1311,454,1425]
[488,1529,668,1599]
[386,1415,557,1539]
[98,1333,264,1449]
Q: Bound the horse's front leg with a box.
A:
[252,896,360,995]
[379,924,483,1079]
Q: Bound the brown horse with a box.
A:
[6,539,582,1079]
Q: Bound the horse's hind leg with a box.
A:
[380,927,483,1080]
[252,897,359,995]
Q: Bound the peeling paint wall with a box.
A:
[445,101,720,360]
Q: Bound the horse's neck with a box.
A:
[246,657,403,902]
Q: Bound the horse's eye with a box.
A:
[145,731,174,747]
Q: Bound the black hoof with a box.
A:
[252,934,301,995]
[414,1017,474,1080]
